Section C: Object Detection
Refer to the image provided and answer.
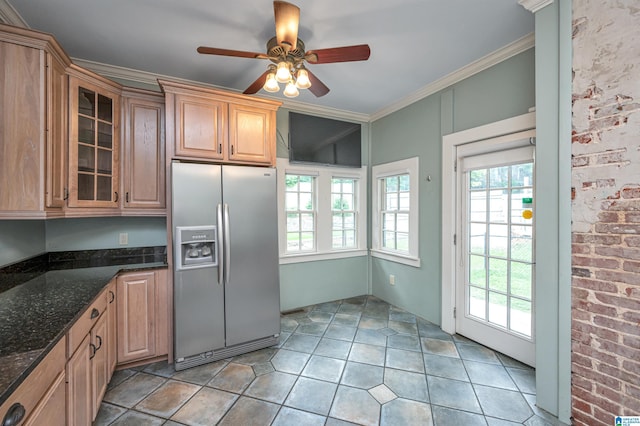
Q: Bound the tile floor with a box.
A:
[94,295,562,426]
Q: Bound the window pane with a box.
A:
[511,163,533,187]
[383,213,396,231]
[396,233,409,251]
[286,213,299,232]
[469,169,486,189]
[345,230,356,247]
[333,213,343,229]
[399,174,410,191]
[299,176,313,192]
[383,231,395,249]
[332,231,343,248]
[299,193,313,211]
[399,192,410,210]
[510,299,532,337]
[78,88,95,117]
[511,262,532,299]
[342,180,354,193]
[300,213,314,231]
[488,258,508,292]
[511,188,534,224]
[285,193,299,211]
[469,286,486,320]
[300,232,314,250]
[385,193,397,210]
[489,166,509,188]
[511,225,533,262]
[488,292,507,328]
[285,175,299,190]
[469,190,486,221]
[488,224,508,257]
[385,176,398,192]
[469,255,486,288]
[469,223,486,255]
[396,214,409,233]
[489,190,507,223]
[343,213,355,228]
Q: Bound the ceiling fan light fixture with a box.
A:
[276,61,291,83]
[283,80,299,97]
[263,72,280,92]
[295,68,311,89]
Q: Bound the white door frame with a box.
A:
[441,112,536,335]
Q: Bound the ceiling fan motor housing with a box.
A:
[267,36,307,68]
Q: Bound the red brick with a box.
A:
[573,132,593,144]
[572,287,590,299]
[572,243,591,254]
[573,340,619,365]
[598,362,639,385]
[573,155,590,167]
[593,315,640,338]
[593,293,640,313]
[572,329,593,345]
[573,255,619,269]
[622,334,640,349]
[626,236,640,247]
[573,363,622,390]
[622,187,640,199]
[603,199,640,211]
[572,397,592,415]
[597,211,620,222]
[572,372,595,391]
[572,351,595,368]
[573,267,591,278]
[624,286,640,299]
[573,233,621,245]
[627,383,640,400]
[573,277,619,293]
[594,405,622,425]
[594,269,640,285]
[622,310,640,323]
[623,359,640,376]
[626,212,640,223]
[623,260,640,273]
[595,245,640,260]
[594,223,640,234]
[598,339,639,361]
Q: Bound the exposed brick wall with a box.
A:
[571,1,640,425]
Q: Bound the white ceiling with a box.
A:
[4,0,533,117]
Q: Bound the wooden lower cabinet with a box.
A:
[66,333,92,425]
[24,370,66,426]
[116,269,168,365]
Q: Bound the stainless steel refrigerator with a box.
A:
[171,161,280,371]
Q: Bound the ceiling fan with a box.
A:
[197,1,371,98]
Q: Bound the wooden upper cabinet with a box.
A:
[122,88,166,212]
[159,79,280,166]
[0,24,71,218]
[229,103,275,165]
[67,66,121,208]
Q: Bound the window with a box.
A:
[285,174,315,252]
[332,178,357,249]
[278,159,367,263]
[372,157,420,267]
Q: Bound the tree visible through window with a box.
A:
[285,174,315,252]
[332,178,357,249]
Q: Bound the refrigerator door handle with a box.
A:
[217,203,224,285]
[224,203,231,284]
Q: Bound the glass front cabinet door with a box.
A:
[68,76,120,208]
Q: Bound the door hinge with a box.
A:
[454,160,457,172]
[453,234,456,245]
[453,307,457,318]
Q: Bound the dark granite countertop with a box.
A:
[0,260,167,407]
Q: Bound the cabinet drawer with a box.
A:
[67,289,107,357]
[0,337,66,425]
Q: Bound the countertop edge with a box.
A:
[0,262,168,408]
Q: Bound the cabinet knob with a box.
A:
[89,343,97,360]
[109,290,115,303]
[95,335,103,351]
[2,403,25,426]
[90,308,100,319]
[114,191,119,202]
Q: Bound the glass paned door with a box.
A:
[457,145,535,366]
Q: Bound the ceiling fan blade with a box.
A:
[243,70,271,95]
[306,70,330,97]
[274,1,299,51]
[305,44,371,64]
[197,46,268,60]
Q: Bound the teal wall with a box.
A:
[276,108,372,310]
[0,217,167,267]
[369,48,536,324]
[0,220,46,266]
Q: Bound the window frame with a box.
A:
[277,158,367,264]
[371,157,420,267]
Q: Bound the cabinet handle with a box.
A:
[218,143,222,154]
[89,343,97,360]
[63,188,69,201]
[2,403,25,426]
[109,290,115,303]
[90,308,100,319]
[231,145,234,155]
[95,335,103,351]
[126,192,129,203]
[114,191,119,202]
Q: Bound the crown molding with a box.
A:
[369,32,535,122]
[518,0,554,13]
[0,0,27,26]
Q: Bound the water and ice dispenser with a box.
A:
[175,226,218,270]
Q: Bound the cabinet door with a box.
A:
[228,103,275,165]
[174,94,227,160]
[91,313,108,420]
[45,53,68,208]
[66,333,92,426]
[122,94,165,209]
[68,76,120,208]
[0,41,44,211]
[106,282,117,378]
[24,371,66,426]
[117,271,156,363]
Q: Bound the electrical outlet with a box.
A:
[119,232,128,245]
[389,274,395,286]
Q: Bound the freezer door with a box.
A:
[222,165,281,347]
[172,162,225,360]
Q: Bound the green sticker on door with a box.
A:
[522,197,533,220]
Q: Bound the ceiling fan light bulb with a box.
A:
[264,72,280,92]
[276,62,291,83]
[295,68,311,89]
[283,81,299,97]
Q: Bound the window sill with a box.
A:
[370,249,421,268]
[280,249,368,265]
